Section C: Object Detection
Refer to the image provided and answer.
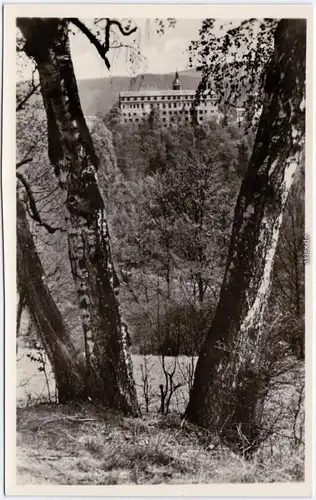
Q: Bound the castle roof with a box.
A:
[119,89,217,98]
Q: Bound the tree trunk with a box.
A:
[17,197,87,403]
[17,18,139,415]
[185,19,306,454]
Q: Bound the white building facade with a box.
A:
[119,72,223,126]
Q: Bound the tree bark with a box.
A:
[17,18,139,414]
[17,197,87,403]
[185,19,306,453]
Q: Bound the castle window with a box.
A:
[163,111,166,115]
[173,103,177,108]
[169,103,172,109]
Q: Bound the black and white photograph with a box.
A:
[3,3,313,494]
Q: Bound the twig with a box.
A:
[16,84,40,112]
[37,416,99,430]
[68,18,137,71]
[16,157,33,169]
[16,172,65,234]
[68,18,111,69]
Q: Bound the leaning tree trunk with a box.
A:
[17,18,139,415]
[17,197,87,403]
[185,19,306,454]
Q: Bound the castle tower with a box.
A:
[172,71,182,91]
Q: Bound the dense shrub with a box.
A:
[135,303,213,357]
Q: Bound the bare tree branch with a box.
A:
[16,171,65,234]
[105,19,137,41]
[67,18,111,69]
[68,17,137,70]
[16,83,40,112]
[16,157,33,169]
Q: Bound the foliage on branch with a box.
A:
[189,18,278,127]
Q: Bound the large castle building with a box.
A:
[119,71,226,126]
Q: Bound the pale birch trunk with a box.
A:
[185,19,306,453]
[17,18,139,414]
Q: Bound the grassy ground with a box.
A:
[16,403,303,485]
[16,348,304,485]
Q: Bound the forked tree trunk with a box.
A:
[185,19,306,453]
[17,18,139,415]
[17,197,87,403]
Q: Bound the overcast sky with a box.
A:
[17,18,203,82]
[70,19,203,79]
